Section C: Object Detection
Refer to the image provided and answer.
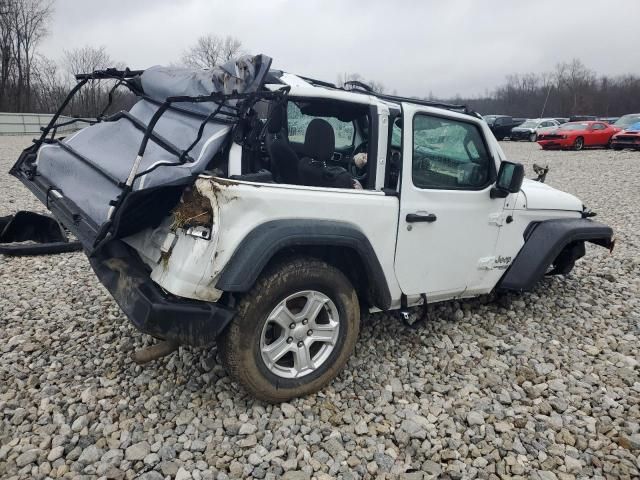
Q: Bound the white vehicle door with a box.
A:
[394,104,507,301]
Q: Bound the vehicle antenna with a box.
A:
[525,81,554,165]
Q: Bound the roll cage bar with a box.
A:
[295,75,476,116]
[25,66,289,250]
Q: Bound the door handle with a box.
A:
[406,213,437,223]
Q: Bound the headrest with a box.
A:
[304,118,335,163]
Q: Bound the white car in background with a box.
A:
[510,118,561,142]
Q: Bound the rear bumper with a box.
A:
[89,241,235,346]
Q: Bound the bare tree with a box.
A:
[0,0,14,108]
[0,0,52,111]
[62,46,125,117]
[181,34,244,69]
[31,53,64,112]
[448,58,640,118]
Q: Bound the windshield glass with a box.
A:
[559,123,589,131]
[614,115,640,129]
[483,115,497,125]
[519,120,538,128]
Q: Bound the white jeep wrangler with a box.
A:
[11,56,614,401]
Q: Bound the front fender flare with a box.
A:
[215,219,392,310]
[497,218,613,292]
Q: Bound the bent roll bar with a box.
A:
[29,66,290,250]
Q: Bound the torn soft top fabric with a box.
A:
[29,54,272,246]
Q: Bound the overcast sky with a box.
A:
[40,0,640,98]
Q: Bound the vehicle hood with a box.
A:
[614,130,640,137]
[518,178,582,212]
[512,126,535,132]
[622,123,640,133]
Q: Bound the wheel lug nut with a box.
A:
[289,323,295,329]
[302,319,308,325]
[286,337,293,344]
[297,341,303,348]
[307,330,313,336]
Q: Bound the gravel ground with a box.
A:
[1,135,639,480]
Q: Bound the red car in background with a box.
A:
[537,121,621,150]
[610,121,640,150]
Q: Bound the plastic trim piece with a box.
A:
[497,218,614,292]
[216,219,392,310]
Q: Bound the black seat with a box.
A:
[264,104,299,184]
[303,118,335,163]
[298,119,353,189]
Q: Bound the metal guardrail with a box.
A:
[0,112,83,136]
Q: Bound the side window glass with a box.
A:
[593,123,605,130]
[412,114,491,190]
[287,102,355,148]
[391,118,402,148]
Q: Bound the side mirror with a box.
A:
[491,161,524,198]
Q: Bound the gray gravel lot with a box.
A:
[1,135,639,480]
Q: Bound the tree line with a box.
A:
[445,59,640,118]
[1,1,639,119]
[0,0,245,117]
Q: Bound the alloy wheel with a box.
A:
[260,290,340,379]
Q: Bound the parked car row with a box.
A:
[484,112,640,150]
[537,113,640,150]
[537,121,619,150]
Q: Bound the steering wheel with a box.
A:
[348,141,369,183]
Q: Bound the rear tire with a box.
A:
[529,133,537,142]
[573,137,584,151]
[218,256,360,402]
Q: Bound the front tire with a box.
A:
[218,256,360,402]
[529,133,537,142]
[574,137,584,151]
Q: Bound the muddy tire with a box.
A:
[218,256,360,402]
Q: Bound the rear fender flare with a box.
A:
[215,219,392,310]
